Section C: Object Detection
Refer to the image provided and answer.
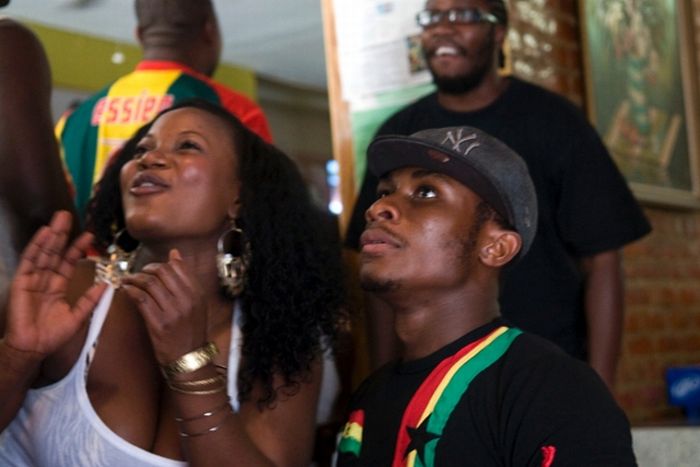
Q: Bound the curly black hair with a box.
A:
[85,99,346,406]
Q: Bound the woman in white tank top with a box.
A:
[0,99,346,466]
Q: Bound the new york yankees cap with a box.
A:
[367,126,538,258]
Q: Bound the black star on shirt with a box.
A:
[404,414,441,463]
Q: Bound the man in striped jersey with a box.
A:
[56,0,272,219]
[335,126,636,466]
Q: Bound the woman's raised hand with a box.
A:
[120,249,209,365]
[4,211,107,359]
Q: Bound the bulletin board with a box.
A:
[321,0,434,233]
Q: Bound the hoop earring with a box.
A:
[95,228,139,288]
[216,222,251,297]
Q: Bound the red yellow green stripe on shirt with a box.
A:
[393,326,522,467]
[337,409,364,456]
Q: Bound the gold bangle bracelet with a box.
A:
[178,412,231,438]
[167,382,227,395]
[161,342,219,379]
[172,375,226,388]
[174,398,232,423]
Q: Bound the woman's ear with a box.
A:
[479,227,522,268]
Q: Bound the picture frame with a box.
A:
[580,0,700,208]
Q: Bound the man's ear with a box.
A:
[202,17,218,44]
[494,24,507,49]
[479,228,522,268]
[135,26,144,45]
[227,198,242,220]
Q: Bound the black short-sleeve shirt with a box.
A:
[335,319,637,467]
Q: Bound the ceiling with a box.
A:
[2,0,328,89]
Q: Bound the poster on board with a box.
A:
[330,0,435,187]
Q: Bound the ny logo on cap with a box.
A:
[441,129,480,157]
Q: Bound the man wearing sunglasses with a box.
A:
[345,0,651,391]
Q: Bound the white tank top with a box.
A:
[0,286,243,467]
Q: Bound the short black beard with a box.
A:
[430,66,489,95]
[426,30,496,96]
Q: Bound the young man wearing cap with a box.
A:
[345,0,651,390]
[335,126,637,466]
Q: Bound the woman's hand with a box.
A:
[4,210,107,359]
[120,249,208,365]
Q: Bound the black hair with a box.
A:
[486,0,508,28]
[462,198,508,250]
[85,99,346,406]
[474,199,513,233]
[487,0,509,68]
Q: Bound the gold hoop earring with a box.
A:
[216,222,251,297]
[95,228,139,287]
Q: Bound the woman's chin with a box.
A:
[123,217,163,241]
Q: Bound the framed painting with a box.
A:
[580,0,700,208]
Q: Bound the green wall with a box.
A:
[26,21,258,99]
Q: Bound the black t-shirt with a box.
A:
[346,78,652,358]
[335,319,637,467]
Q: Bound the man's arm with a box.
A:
[581,249,624,390]
[0,19,77,252]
